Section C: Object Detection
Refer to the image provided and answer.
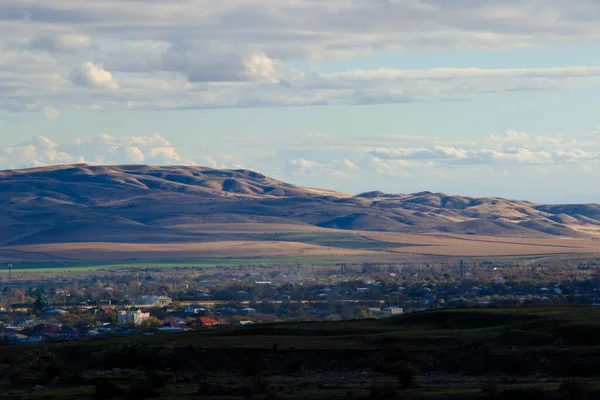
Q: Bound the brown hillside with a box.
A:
[1,164,599,248]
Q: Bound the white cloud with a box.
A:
[489,130,529,142]
[368,144,600,166]
[289,158,321,171]
[0,136,82,168]
[4,1,600,112]
[0,134,189,169]
[241,52,279,82]
[42,106,61,120]
[69,62,119,90]
[333,159,360,171]
[114,146,145,163]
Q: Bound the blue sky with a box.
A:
[1,0,600,203]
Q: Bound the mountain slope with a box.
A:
[1,164,599,246]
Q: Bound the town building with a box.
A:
[382,306,404,315]
[117,308,151,325]
[136,295,173,307]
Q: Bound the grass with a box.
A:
[7,257,340,274]
[5,307,600,399]
[3,386,94,400]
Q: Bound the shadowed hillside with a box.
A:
[5,308,600,399]
[1,164,600,247]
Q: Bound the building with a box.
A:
[136,295,173,307]
[195,317,220,327]
[117,308,151,325]
[382,307,404,315]
[235,320,255,327]
[241,307,256,315]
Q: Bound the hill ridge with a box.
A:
[1,164,599,246]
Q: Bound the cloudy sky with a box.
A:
[2,0,600,203]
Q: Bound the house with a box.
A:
[136,295,173,307]
[221,307,238,314]
[184,306,209,314]
[241,307,256,315]
[44,309,69,316]
[235,320,255,327]
[382,307,403,315]
[195,317,220,327]
[117,308,151,325]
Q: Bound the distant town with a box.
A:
[1,258,599,344]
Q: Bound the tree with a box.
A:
[140,317,162,328]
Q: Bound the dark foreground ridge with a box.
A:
[1,164,600,246]
[2,307,600,399]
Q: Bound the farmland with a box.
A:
[1,224,599,272]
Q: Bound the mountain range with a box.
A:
[1,164,600,247]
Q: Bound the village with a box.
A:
[1,259,599,344]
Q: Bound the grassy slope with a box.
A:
[6,307,600,399]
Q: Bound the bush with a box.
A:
[387,360,419,388]
[481,378,499,399]
[96,342,166,370]
[94,379,123,400]
[45,365,61,380]
[385,345,414,363]
[499,387,549,400]
[369,383,398,399]
[560,378,591,400]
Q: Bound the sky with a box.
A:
[2,1,600,203]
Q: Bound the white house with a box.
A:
[117,308,151,325]
[136,295,173,307]
[382,307,404,315]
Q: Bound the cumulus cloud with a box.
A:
[241,52,280,82]
[0,134,190,169]
[489,130,529,142]
[69,62,119,90]
[288,158,322,173]
[0,136,83,168]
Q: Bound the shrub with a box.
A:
[499,387,549,400]
[94,379,122,400]
[481,378,499,399]
[45,365,61,380]
[96,341,165,370]
[559,378,591,400]
[385,345,414,364]
[369,383,398,399]
[387,360,420,388]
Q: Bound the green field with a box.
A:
[6,257,340,274]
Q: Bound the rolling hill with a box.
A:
[1,164,600,250]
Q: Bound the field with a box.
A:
[5,307,600,399]
[1,223,599,272]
